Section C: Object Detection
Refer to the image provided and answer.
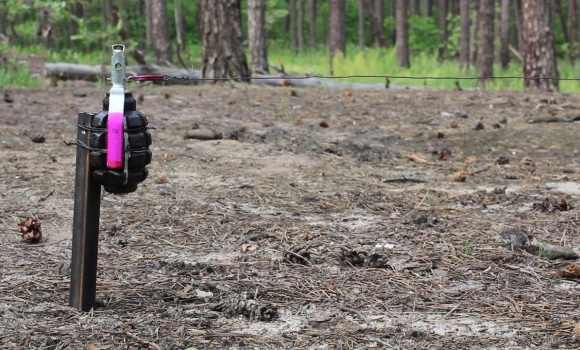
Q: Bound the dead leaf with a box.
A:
[195,289,214,298]
[574,322,580,338]
[465,156,479,164]
[178,285,192,298]
[560,264,580,278]
[241,243,258,252]
[453,172,467,182]
[520,157,534,166]
[84,345,100,350]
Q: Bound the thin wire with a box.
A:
[161,74,577,82]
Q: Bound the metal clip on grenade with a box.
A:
[89,44,152,193]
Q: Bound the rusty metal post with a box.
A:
[69,112,102,311]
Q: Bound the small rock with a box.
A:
[440,111,454,118]
[499,116,507,124]
[496,156,510,165]
[290,89,299,97]
[184,129,223,140]
[30,134,46,143]
[72,91,86,98]
[493,186,507,194]
[3,92,13,103]
[432,269,448,277]
[319,121,329,128]
[474,121,485,130]
[450,120,459,128]
[455,110,468,118]
[498,227,531,250]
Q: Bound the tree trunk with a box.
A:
[150,0,171,64]
[363,0,387,47]
[289,0,298,54]
[145,0,153,49]
[411,0,421,16]
[358,0,365,48]
[396,0,410,68]
[200,0,250,80]
[248,0,269,73]
[137,0,146,46]
[459,0,470,69]
[375,0,384,37]
[101,0,113,27]
[388,0,395,45]
[438,0,448,60]
[522,0,559,90]
[452,0,460,15]
[329,0,346,74]
[308,0,317,49]
[499,0,510,69]
[425,0,433,17]
[470,0,480,66]
[513,0,522,51]
[570,0,578,63]
[119,0,130,41]
[174,0,185,50]
[478,0,494,86]
[298,0,305,52]
[67,1,83,45]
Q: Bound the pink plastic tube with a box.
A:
[107,112,124,169]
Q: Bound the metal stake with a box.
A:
[69,112,102,312]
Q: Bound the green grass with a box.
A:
[269,45,580,92]
[4,42,580,91]
[0,60,41,88]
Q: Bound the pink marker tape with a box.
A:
[107,44,127,170]
[107,111,124,169]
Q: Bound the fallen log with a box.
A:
[44,62,201,84]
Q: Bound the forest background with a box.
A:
[0,0,577,92]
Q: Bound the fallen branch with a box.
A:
[528,114,580,123]
[382,177,428,183]
[497,227,579,260]
[509,44,523,63]
[123,329,161,350]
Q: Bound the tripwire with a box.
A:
[125,74,574,83]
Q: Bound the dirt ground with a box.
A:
[2,81,580,350]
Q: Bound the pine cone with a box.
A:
[18,217,42,243]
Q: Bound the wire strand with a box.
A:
[161,74,576,82]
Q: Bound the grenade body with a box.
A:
[88,91,152,194]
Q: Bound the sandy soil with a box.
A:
[1,82,580,349]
